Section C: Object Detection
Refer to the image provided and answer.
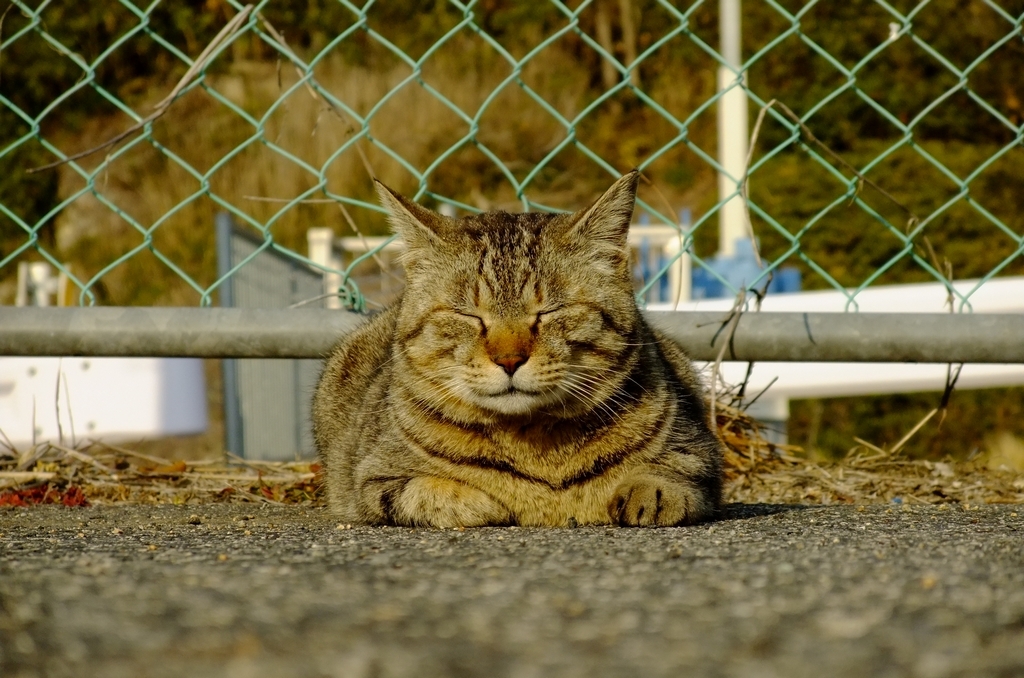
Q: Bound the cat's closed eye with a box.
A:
[453,311,487,334]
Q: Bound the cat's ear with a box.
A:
[566,170,639,253]
[374,180,448,255]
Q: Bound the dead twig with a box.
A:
[16,444,49,472]
[243,196,339,204]
[749,99,919,231]
[0,3,15,91]
[853,437,889,457]
[742,375,778,411]
[0,426,18,455]
[637,170,691,306]
[889,408,938,456]
[257,12,374,184]
[709,291,746,431]
[48,442,117,475]
[240,195,399,281]
[0,471,57,485]
[920,237,963,429]
[28,5,254,173]
[87,440,176,466]
[335,200,401,279]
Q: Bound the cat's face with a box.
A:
[379,172,642,420]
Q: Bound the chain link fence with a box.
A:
[1,0,1021,314]
[2,0,1024,462]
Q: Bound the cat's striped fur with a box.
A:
[312,172,723,527]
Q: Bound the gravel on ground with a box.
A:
[1,503,1022,678]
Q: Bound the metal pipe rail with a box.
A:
[0,307,1021,363]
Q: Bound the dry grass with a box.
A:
[43,38,717,307]
[716,403,1024,505]
[3,404,1021,509]
[0,440,318,507]
[731,455,1024,506]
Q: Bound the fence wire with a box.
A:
[1,0,1022,312]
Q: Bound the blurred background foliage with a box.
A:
[1,0,1022,457]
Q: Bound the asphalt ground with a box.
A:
[1,503,1022,678]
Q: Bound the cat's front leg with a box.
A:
[608,470,716,527]
[361,476,514,527]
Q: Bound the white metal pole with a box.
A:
[717,0,749,258]
[307,227,342,310]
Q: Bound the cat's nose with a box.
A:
[492,353,528,376]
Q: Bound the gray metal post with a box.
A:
[215,212,244,458]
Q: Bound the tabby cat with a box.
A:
[312,171,723,527]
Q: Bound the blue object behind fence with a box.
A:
[692,240,802,300]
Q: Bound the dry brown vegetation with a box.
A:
[2,404,1021,509]
[43,41,716,307]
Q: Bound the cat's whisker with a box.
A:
[419,377,466,412]
[350,363,463,417]
[373,343,413,372]
[563,362,654,398]
[565,372,637,413]
[390,365,477,416]
[569,389,623,425]
[559,374,624,424]
[562,369,621,393]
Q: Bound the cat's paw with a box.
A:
[392,476,513,527]
[608,474,711,527]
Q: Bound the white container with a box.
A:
[0,357,207,449]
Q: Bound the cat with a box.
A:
[312,171,723,527]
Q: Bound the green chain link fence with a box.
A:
[1,0,1022,312]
